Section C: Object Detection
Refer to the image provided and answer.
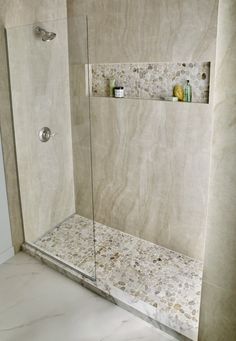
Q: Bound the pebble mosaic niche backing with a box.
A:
[91,62,210,103]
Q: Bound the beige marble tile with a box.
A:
[199,282,236,341]
[199,0,236,339]
[68,0,218,63]
[68,0,217,261]
[0,0,67,28]
[67,15,88,64]
[84,98,212,260]
[69,62,94,219]
[0,0,67,250]
[6,18,75,242]
[67,11,94,219]
[70,64,90,145]
[0,29,24,252]
[202,226,236,292]
[73,144,94,219]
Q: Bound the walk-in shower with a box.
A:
[5,13,211,341]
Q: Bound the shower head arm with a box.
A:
[34,26,56,41]
[35,26,47,34]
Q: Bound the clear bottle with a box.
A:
[109,79,116,97]
[184,80,192,102]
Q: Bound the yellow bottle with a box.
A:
[173,85,184,101]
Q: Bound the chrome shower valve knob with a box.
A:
[38,127,56,142]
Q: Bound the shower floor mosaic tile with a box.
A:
[35,214,203,340]
[35,215,95,277]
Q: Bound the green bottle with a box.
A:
[109,79,116,97]
[184,80,192,102]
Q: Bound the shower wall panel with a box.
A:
[0,0,67,251]
[90,98,211,260]
[68,16,94,220]
[199,0,236,338]
[68,0,218,259]
[68,0,218,64]
[6,19,75,242]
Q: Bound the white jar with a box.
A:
[114,87,124,98]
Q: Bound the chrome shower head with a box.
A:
[42,31,56,41]
[34,26,56,42]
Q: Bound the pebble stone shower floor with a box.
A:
[35,214,203,340]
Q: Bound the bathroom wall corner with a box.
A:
[199,0,236,339]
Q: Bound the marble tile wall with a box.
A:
[0,0,67,250]
[199,1,236,340]
[68,0,218,260]
[68,16,94,220]
[91,62,210,103]
[0,134,14,263]
[6,17,75,242]
[68,0,218,65]
[90,98,211,260]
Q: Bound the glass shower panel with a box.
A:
[6,18,96,279]
[87,13,204,338]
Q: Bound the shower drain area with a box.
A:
[33,214,202,341]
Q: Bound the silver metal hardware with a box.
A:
[38,127,56,142]
[34,26,56,42]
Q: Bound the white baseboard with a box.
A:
[0,246,15,265]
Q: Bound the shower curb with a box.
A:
[22,242,194,341]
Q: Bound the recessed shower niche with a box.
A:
[6,12,214,341]
[91,61,211,103]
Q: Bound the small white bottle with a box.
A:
[114,87,124,98]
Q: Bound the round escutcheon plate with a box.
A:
[38,127,52,142]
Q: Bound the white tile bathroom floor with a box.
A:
[0,252,177,341]
[34,214,203,340]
